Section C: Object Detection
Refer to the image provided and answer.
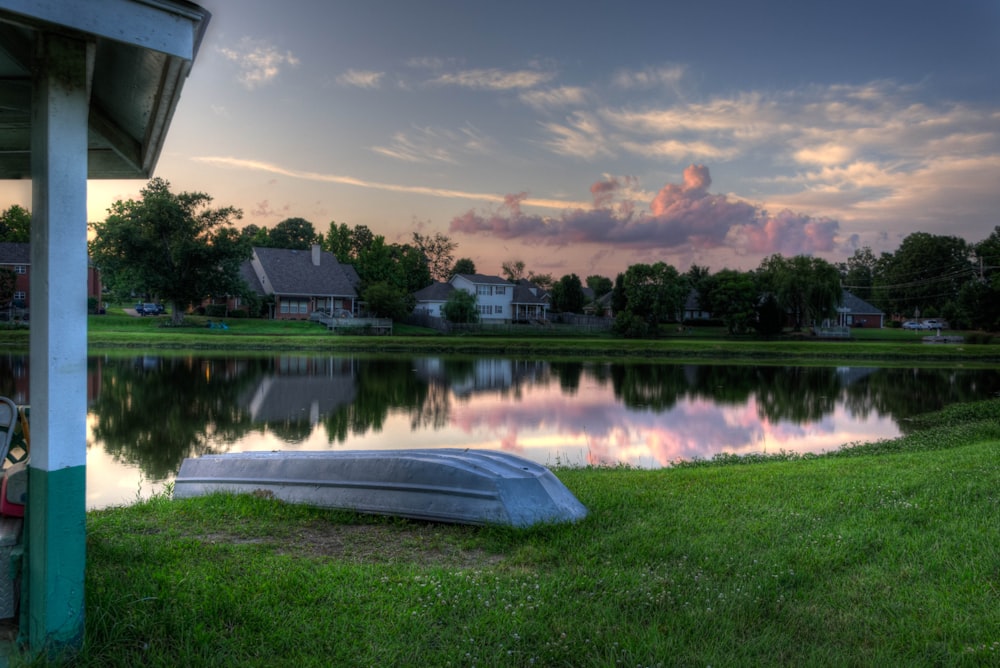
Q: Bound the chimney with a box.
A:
[311,243,321,266]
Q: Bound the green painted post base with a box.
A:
[25,465,86,655]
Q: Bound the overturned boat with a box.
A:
[174,449,587,528]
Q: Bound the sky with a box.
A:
[4,0,999,279]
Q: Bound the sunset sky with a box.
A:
[4,0,999,279]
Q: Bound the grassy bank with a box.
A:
[48,398,999,666]
[1,311,996,364]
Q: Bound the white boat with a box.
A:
[174,449,587,527]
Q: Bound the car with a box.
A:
[137,303,160,316]
[923,319,946,329]
[902,321,929,330]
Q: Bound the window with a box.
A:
[279,298,310,314]
[13,291,24,301]
[495,286,505,295]
[494,305,503,314]
[476,285,490,296]
[13,266,25,275]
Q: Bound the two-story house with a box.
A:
[0,242,103,313]
[413,274,549,323]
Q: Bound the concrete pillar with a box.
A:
[27,32,93,653]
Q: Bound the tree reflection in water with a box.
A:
[0,354,993,507]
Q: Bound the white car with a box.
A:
[902,321,929,330]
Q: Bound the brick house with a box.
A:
[0,242,102,313]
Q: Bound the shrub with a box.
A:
[205,304,228,318]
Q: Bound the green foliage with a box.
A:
[412,232,457,282]
[550,273,585,313]
[758,254,840,330]
[450,257,476,277]
[362,281,414,320]
[700,268,759,334]
[613,262,686,336]
[585,274,613,298]
[441,289,479,324]
[204,304,227,318]
[755,292,785,336]
[872,231,974,317]
[0,204,30,242]
[88,178,248,324]
[267,217,318,249]
[501,259,526,282]
[0,267,15,309]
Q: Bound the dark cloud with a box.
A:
[450,165,840,256]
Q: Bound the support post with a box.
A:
[27,32,93,654]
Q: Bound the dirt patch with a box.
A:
[192,520,505,569]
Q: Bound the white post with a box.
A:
[28,31,93,653]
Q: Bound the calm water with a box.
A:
[1,354,996,509]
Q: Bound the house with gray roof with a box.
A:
[838,290,884,328]
[0,241,103,312]
[414,273,546,323]
[244,244,359,319]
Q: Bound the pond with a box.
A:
[1,354,996,509]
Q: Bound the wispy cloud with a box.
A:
[430,67,555,90]
[520,86,589,110]
[335,69,384,89]
[540,112,613,160]
[612,65,686,90]
[218,38,299,90]
[192,156,585,209]
[370,124,493,164]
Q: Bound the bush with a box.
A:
[228,309,248,319]
[204,304,228,318]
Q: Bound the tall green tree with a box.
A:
[502,259,526,282]
[585,274,613,298]
[551,273,586,313]
[841,246,877,301]
[612,262,686,337]
[0,204,31,242]
[758,254,841,330]
[872,232,973,317]
[412,232,457,282]
[324,222,353,261]
[268,217,317,249]
[450,257,477,277]
[699,269,759,334]
[88,178,248,324]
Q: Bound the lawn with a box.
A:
[57,398,1000,667]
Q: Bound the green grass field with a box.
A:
[57,397,1000,667]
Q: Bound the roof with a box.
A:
[0,241,28,264]
[512,282,548,305]
[452,273,512,286]
[841,289,884,315]
[252,246,358,297]
[414,281,455,302]
[0,0,210,179]
[238,260,265,295]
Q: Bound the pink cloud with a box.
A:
[449,164,840,256]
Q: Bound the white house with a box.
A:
[451,274,513,321]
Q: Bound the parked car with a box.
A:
[136,303,160,316]
[902,320,929,330]
[923,319,946,329]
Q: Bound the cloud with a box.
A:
[519,86,589,110]
[429,67,555,90]
[218,38,299,89]
[336,69,384,89]
[539,111,613,159]
[611,65,686,90]
[450,164,840,256]
[192,156,586,209]
[370,124,492,164]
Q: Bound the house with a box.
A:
[414,273,549,323]
[451,273,514,321]
[511,279,550,321]
[412,281,455,318]
[0,241,103,312]
[243,244,360,319]
[838,290,885,328]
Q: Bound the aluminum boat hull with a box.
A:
[174,449,587,527]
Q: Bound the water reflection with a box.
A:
[0,353,995,509]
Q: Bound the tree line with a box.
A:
[4,179,999,332]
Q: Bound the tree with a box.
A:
[872,232,973,317]
[758,254,840,330]
[612,262,686,336]
[585,274,613,298]
[441,289,479,324]
[527,272,554,290]
[324,222,353,261]
[88,178,248,324]
[501,259,526,282]
[0,268,15,310]
[700,269,759,334]
[362,281,414,321]
[841,246,877,301]
[0,205,31,242]
[551,273,585,313]
[269,217,317,249]
[412,232,457,282]
[451,257,477,277]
